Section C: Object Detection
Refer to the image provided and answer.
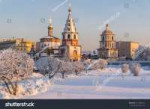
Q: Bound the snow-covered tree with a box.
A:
[92,59,108,70]
[129,63,141,76]
[0,49,34,95]
[36,57,61,78]
[135,46,150,61]
[47,57,61,79]
[121,64,129,73]
[58,61,74,79]
[83,59,92,73]
[73,61,84,75]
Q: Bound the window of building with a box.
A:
[102,36,105,41]
[112,36,114,40]
[63,35,65,39]
[68,34,71,39]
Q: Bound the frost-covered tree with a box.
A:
[36,57,61,78]
[73,61,84,75]
[135,46,150,61]
[92,59,108,70]
[59,61,74,79]
[0,49,34,95]
[83,59,92,73]
[129,63,141,76]
[47,57,61,79]
[121,64,129,73]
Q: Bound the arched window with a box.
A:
[102,36,105,41]
[68,34,71,39]
[112,36,114,40]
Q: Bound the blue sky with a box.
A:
[0,0,150,51]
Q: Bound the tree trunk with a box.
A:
[62,72,65,79]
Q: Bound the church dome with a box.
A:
[101,24,114,35]
[102,29,113,35]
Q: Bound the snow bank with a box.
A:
[0,73,51,99]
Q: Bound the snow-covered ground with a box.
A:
[1,66,150,99]
[26,66,150,99]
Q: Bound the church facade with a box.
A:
[99,24,118,59]
[39,19,60,56]
[60,7,81,61]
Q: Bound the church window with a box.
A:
[68,34,71,39]
[63,35,65,39]
[102,36,105,41]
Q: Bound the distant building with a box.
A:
[99,24,118,59]
[116,41,140,60]
[16,39,35,53]
[39,19,61,57]
[0,38,34,53]
[60,6,82,61]
[0,39,16,50]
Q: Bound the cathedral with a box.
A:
[99,24,118,59]
[39,19,60,56]
[60,6,81,61]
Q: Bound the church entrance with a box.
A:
[73,50,78,61]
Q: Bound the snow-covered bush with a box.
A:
[121,64,129,73]
[129,63,141,76]
[92,59,108,70]
[73,61,84,75]
[0,49,34,95]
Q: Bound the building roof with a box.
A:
[63,6,77,33]
[101,24,115,36]
[116,41,140,44]
[41,36,60,39]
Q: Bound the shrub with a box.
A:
[121,64,129,73]
[130,63,141,76]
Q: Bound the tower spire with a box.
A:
[106,24,109,30]
[48,18,53,37]
[68,4,72,14]
[48,18,53,27]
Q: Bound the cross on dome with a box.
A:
[106,24,109,30]
[68,4,72,14]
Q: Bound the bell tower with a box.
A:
[48,18,53,37]
[99,24,118,59]
[62,6,79,46]
[60,6,81,61]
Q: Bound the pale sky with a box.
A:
[0,0,150,51]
